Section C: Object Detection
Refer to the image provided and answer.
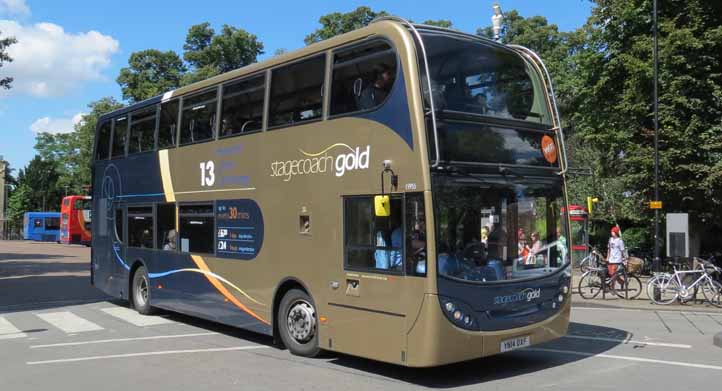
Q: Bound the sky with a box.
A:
[0,0,593,173]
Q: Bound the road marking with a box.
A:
[527,348,722,371]
[27,345,270,365]
[655,311,673,333]
[30,332,218,348]
[36,312,103,333]
[573,306,722,316]
[0,316,26,339]
[564,335,692,349]
[101,307,172,326]
[680,312,705,335]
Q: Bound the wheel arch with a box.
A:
[272,277,313,345]
[128,258,148,307]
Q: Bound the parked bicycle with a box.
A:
[646,259,722,307]
[579,245,604,273]
[578,260,643,300]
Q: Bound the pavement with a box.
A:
[2,240,721,390]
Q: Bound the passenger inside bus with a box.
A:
[163,229,176,251]
[359,64,395,110]
[374,209,403,270]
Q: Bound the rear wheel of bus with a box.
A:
[278,289,320,357]
[132,266,156,315]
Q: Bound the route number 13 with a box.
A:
[200,160,215,186]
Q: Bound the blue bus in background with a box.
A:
[23,212,61,242]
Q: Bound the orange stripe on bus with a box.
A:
[190,255,269,325]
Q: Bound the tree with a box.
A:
[182,23,264,83]
[34,97,123,195]
[10,156,62,216]
[304,6,388,45]
[116,49,186,102]
[422,20,453,28]
[0,30,17,89]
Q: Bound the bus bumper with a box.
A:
[405,294,570,367]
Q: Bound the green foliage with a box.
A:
[183,23,264,76]
[116,49,186,102]
[0,29,17,90]
[6,156,62,228]
[33,97,123,196]
[422,20,453,28]
[304,6,388,45]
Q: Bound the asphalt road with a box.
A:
[1,241,721,390]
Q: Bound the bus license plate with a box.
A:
[500,336,530,352]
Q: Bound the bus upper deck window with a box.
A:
[268,55,325,128]
[221,74,265,137]
[129,105,157,154]
[111,116,128,158]
[158,100,179,149]
[331,41,397,116]
[95,121,112,160]
[180,90,218,145]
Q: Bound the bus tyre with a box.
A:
[278,289,320,357]
[132,266,156,315]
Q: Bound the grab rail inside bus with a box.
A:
[508,44,568,176]
[371,16,441,168]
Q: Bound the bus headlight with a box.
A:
[439,297,480,331]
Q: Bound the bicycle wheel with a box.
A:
[647,275,679,305]
[580,258,591,273]
[702,279,722,308]
[578,272,603,299]
[625,275,642,300]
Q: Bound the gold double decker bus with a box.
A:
[91,17,572,367]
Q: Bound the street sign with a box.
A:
[649,201,663,209]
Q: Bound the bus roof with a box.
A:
[99,20,505,122]
[23,211,61,217]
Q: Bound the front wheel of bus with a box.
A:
[132,266,156,315]
[278,289,320,357]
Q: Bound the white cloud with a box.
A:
[0,0,30,16]
[0,20,119,97]
[30,112,85,134]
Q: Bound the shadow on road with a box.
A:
[0,260,90,278]
[0,252,66,261]
[0,274,110,313]
[323,321,624,387]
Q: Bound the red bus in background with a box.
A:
[60,195,92,246]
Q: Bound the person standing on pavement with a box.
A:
[606,226,626,278]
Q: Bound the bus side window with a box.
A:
[158,100,179,149]
[268,54,325,128]
[180,89,217,145]
[33,218,42,228]
[156,203,177,251]
[127,207,154,249]
[344,196,403,273]
[111,116,128,159]
[331,41,397,116]
[220,74,265,137]
[95,120,112,160]
[129,105,157,154]
[178,204,214,254]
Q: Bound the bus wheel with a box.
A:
[132,266,156,315]
[278,289,320,357]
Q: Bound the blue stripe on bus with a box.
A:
[116,193,165,199]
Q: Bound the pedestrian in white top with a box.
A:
[606,226,626,279]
